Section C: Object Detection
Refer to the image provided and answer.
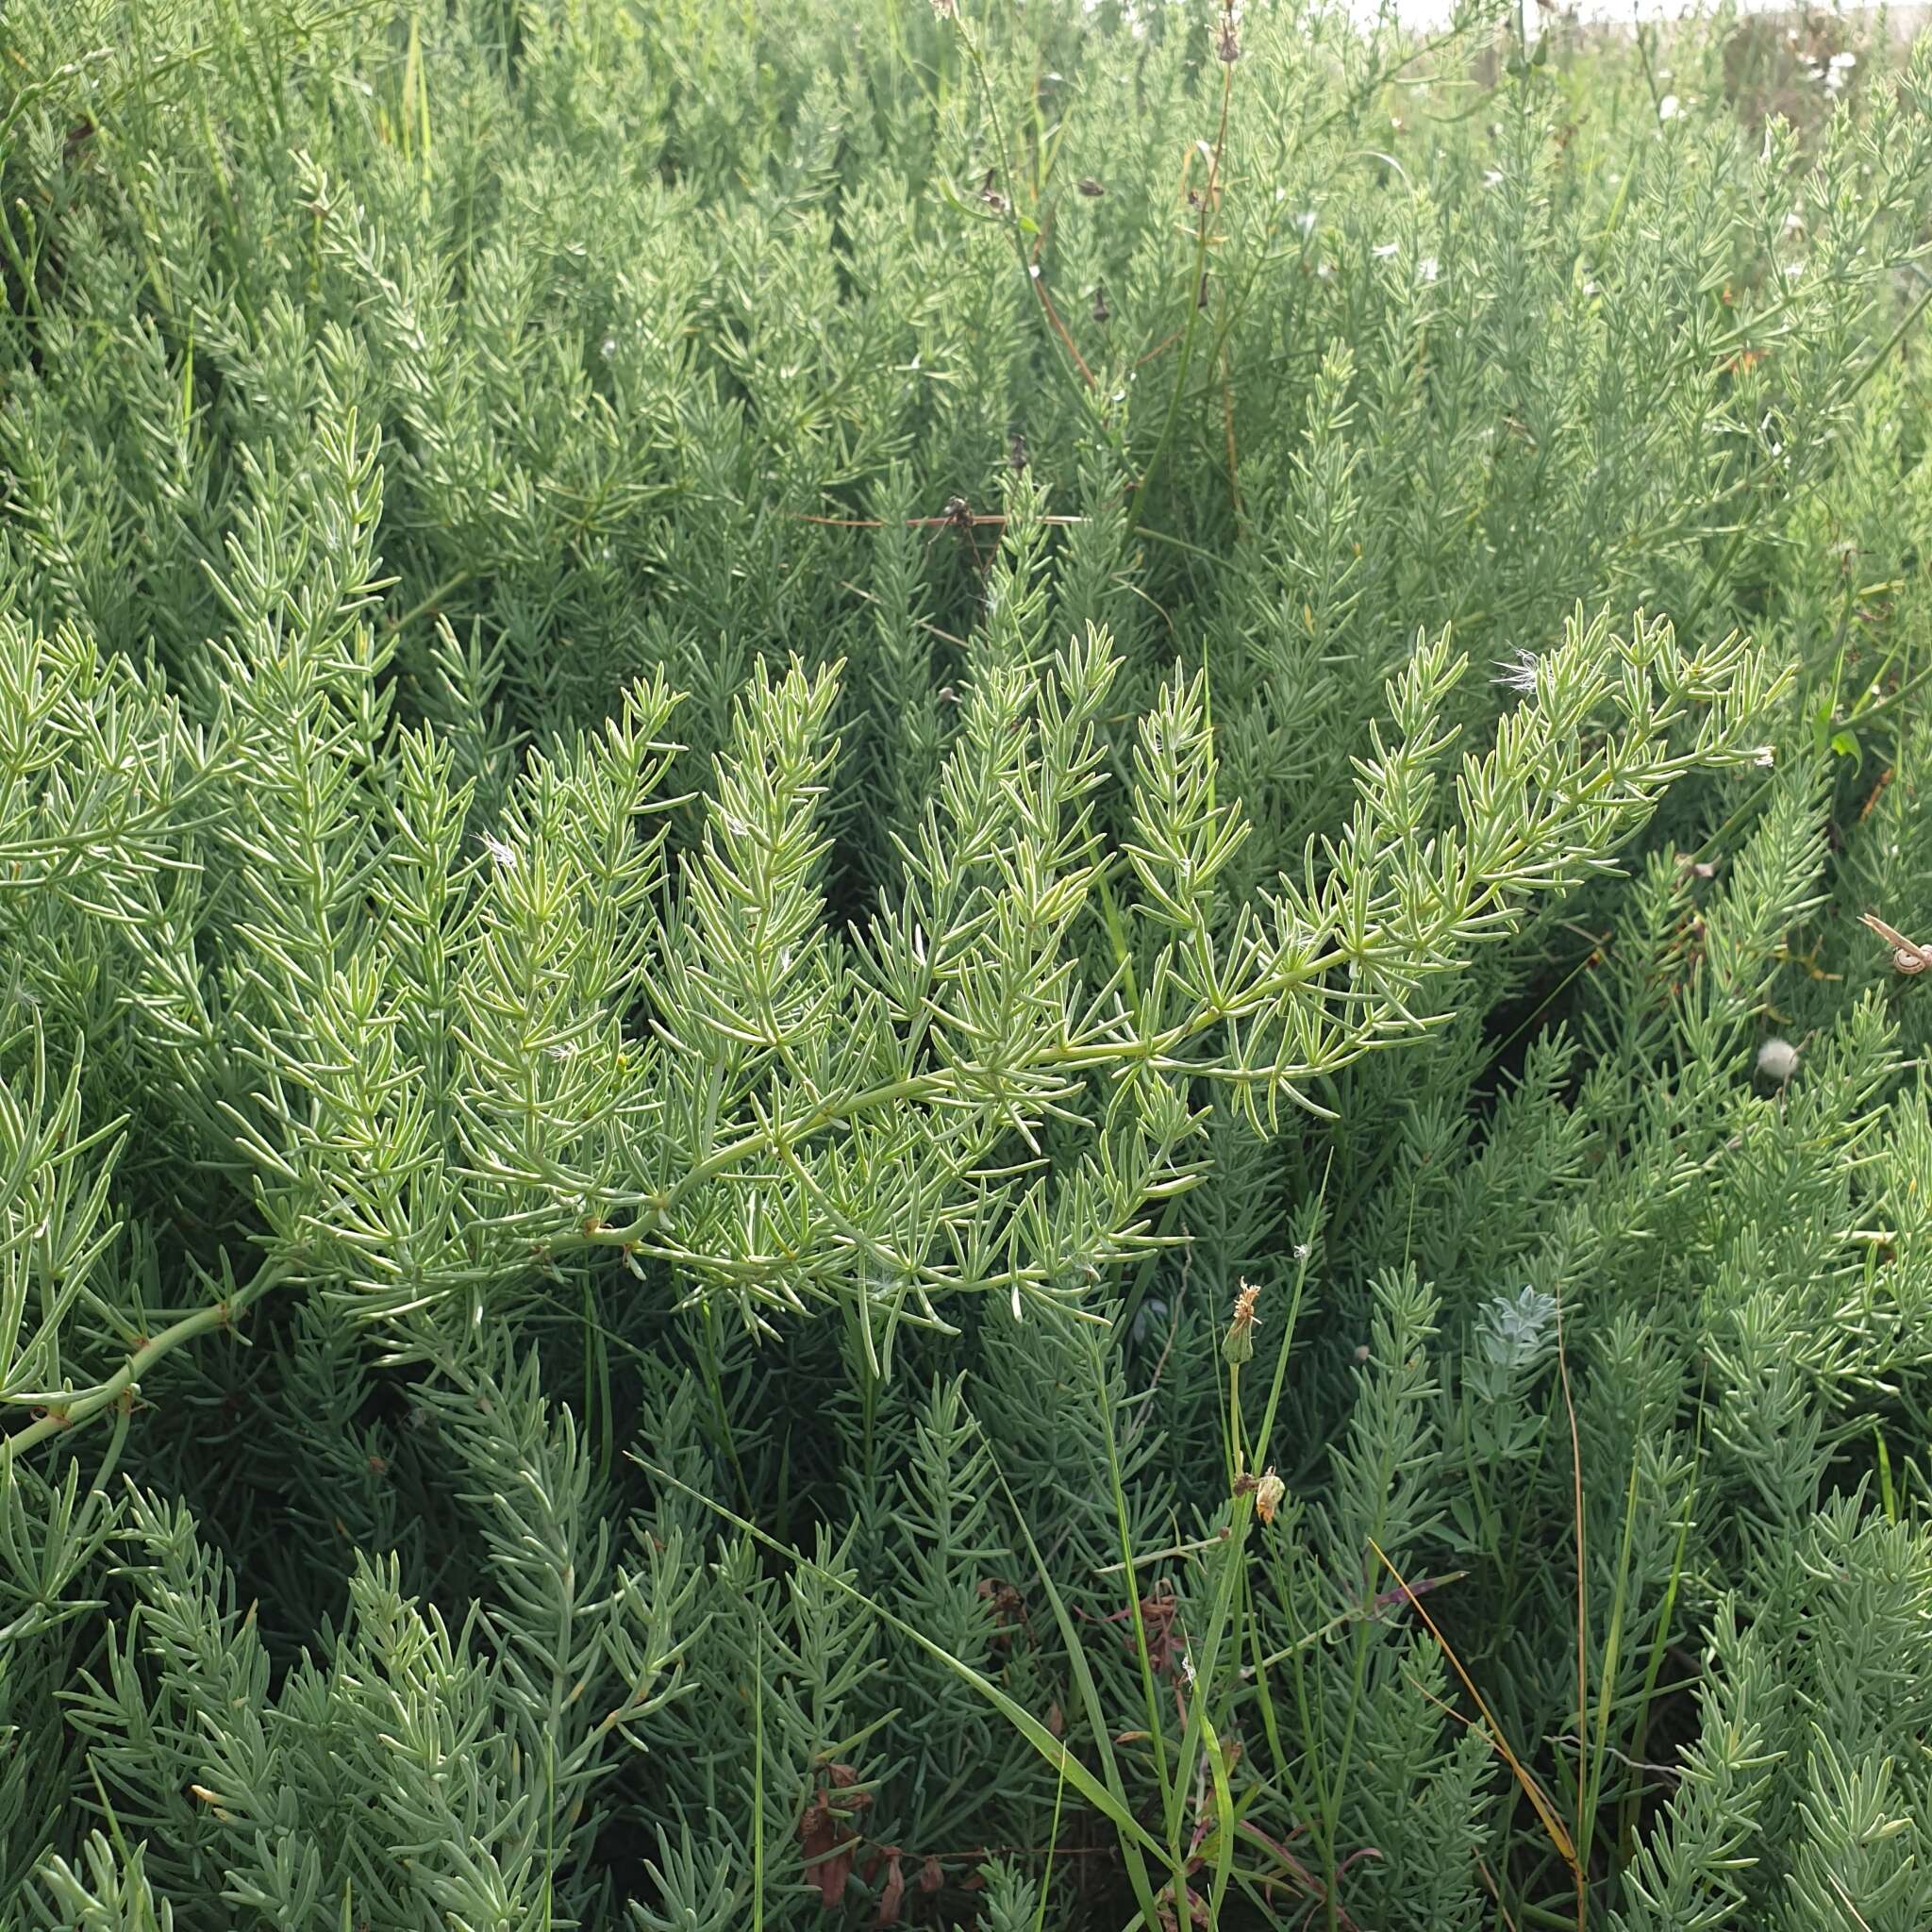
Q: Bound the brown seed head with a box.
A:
[1223,1279,1260,1364]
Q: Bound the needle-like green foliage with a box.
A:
[6,0,1932,1926]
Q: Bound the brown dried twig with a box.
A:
[1861,912,1932,975]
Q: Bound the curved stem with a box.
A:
[593,945,1352,1244]
[4,1262,284,1459]
[1126,54,1236,539]
[953,7,1111,436]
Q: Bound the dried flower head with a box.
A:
[1254,1469,1286,1524]
[1223,1279,1260,1364]
[1756,1037,1800,1083]
[1216,0,1241,61]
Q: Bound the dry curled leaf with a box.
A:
[871,1846,905,1926]
[800,1764,871,1909]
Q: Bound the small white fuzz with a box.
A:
[1494,649,1540,695]
[1757,1037,1800,1084]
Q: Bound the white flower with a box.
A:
[1494,649,1540,695]
[1316,259,1334,281]
[480,833,518,870]
[1373,241,1398,259]
[600,335,617,359]
[1830,50,1857,70]
[1294,209,1317,236]
[1483,168,1504,188]
[1657,93,1681,122]
[1757,1037,1801,1083]
[1753,745,1776,768]
[1417,255,1440,284]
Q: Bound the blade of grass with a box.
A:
[1552,1289,1588,1932]
[1619,1403,1701,1863]
[1578,1441,1642,1884]
[1367,1537,1580,1884]
[992,1453,1176,1926]
[634,1454,1174,1919]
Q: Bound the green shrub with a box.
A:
[5,0,1932,1926]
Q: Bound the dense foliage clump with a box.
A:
[5,0,1932,1924]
